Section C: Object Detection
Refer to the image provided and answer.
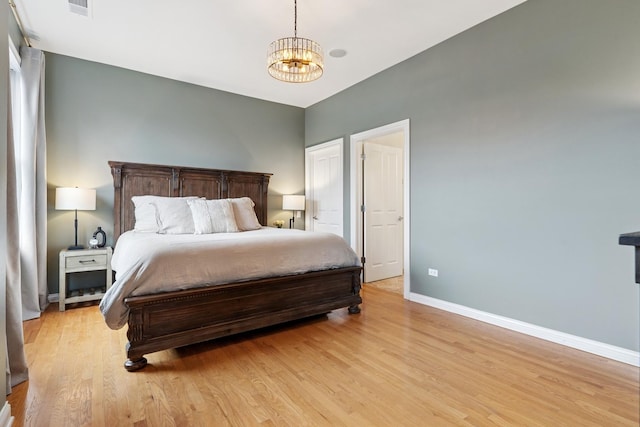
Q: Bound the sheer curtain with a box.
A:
[6,46,47,391]
[6,81,27,391]
[17,47,48,319]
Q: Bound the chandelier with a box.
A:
[267,0,324,83]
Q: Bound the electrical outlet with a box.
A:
[428,268,438,277]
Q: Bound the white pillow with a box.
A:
[154,196,202,234]
[131,195,200,234]
[131,195,160,232]
[187,199,239,234]
[228,197,262,231]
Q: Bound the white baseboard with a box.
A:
[0,402,14,427]
[48,293,59,303]
[409,292,640,367]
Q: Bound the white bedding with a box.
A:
[99,227,360,329]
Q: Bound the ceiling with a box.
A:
[12,0,526,108]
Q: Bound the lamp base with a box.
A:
[67,245,84,250]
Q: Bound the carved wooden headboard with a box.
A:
[109,161,272,242]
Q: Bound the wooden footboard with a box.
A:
[123,266,362,371]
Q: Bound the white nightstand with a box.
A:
[59,247,113,311]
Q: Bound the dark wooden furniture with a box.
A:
[110,161,271,242]
[619,232,640,284]
[109,161,362,371]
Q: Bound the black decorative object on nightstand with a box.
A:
[93,226,107,248]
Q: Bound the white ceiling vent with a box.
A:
[68,0,90,17]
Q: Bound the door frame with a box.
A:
[350,119,410,299]
[305,138,344,234]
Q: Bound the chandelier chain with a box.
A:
[294,0,297,38]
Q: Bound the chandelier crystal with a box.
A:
[267,0,323,83]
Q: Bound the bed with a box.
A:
[103,161,362,371]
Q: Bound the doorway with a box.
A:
[350,120,410,298]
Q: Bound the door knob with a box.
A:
[313,216,318,220]
[398,216,404,221]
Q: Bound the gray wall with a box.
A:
[45,54,305,293]
[305,0,640,351]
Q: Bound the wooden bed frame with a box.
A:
[109,161,362,371]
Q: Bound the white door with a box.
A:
[305,139,343,237]
[363,142,403,282]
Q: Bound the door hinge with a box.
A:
[361,256,366,264]
[361,153,366,160]
[360,204,366,212]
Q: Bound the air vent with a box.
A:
[68,0,89,16]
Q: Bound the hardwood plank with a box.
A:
[7,288,639,426]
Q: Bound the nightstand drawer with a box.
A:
[65,254,107,269]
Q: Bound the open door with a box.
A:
[363,142,403,282]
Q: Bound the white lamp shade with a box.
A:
[55,187,96,211]
[282,194,305,211]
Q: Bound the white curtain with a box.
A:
[6,84,28,392]
[17,47,47,319]
[5,47,47,392]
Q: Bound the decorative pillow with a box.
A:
[228,197,262,231]
[131,196,160,232]
[132,195,200,234]
[153,196,202,234]
[187,199,239,234]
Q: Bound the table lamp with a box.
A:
[55,187,96,250]
[282,194,305,229]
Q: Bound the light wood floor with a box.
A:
[364,276,403,294]
[8,286,639,426]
